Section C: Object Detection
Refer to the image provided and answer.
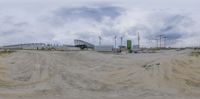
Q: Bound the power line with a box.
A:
[154,38,159,48]
[159,34,164,48]
[156,34,169,48]
[163,36,167,48]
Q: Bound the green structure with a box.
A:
[127,40,132,53]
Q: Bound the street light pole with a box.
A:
[114,35,117,48]
[98,36,102,46]
[138,32,140,48]
[163,36,167,48]
[120,36,123,46]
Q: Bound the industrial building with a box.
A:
[0,38,135,52]
[54,45,80,51]
[74,39,95,49]
[95,45,113,52]
[2,43,46,50]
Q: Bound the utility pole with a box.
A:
[138,32,140,48]
[155,38,159,48]
[120,36,123,46]
[114,35,117,48]
[163,36,167,48]
[159,35,162,48]
[98,36,102,45]
[158,34,164,48]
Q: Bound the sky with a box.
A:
[0,0,200,47]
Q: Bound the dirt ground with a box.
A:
[0,50,200,99]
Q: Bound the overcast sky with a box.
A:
[0,0,200,47]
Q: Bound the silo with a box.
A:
[127,40,132,53]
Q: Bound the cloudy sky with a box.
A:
[0,0,200,47]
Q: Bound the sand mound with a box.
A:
[0,50,200,99]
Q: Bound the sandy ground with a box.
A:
[0,50,200,99]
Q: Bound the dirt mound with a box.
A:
[0,50,200,99]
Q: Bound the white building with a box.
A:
[95,45,113,52]
[2,43,46,50]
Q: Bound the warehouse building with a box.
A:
[54,45,80,51]
[95,45,113,52]
[2,43,46,50]
[74,39,95,49]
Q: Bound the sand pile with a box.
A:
[104,56,200,95]
[0,50,199,99]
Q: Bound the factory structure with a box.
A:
[0,34,143,53]
[74,39,95,49]
[74,38,138,53]
[95,45,113,52]
[0,43,79,51]
[1,43,46,50]
[0,40,137,53]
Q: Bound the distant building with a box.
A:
[2,43,46,50]
[22,43,46,50]
[54,45,80,51]
[133,45,140,49]
[2,44,22,50]
[133,45,140,53]
[119,45,127,51]
[74,39,95,49]
[95,45,113,52]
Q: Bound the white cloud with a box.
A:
[0,0,200,47]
